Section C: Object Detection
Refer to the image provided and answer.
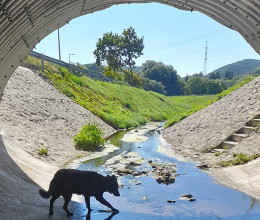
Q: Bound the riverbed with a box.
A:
[69,122,260,220]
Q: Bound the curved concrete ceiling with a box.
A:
[0,0,260,99]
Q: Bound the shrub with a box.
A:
[73,123,104,151]
[60,67,70,80]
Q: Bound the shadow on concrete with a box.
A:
[0,134,82,219]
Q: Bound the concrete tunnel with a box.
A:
[0,0,260,100]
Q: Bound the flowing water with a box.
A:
[69,123,260,220]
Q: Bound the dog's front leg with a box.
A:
[95,195,119,213]
[84,195,92,213]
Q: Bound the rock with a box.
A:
[179,194,196,202]
[116,168,132,175]
[129,161,139,166]
[142,196,149,200]
[167,200,176,203]
[197,164,209,170]
[129,180,142,185]
[156,177,164,184]
[149,162,177,185]
[132,171,142,177]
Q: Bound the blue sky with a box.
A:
[35,3,260,77]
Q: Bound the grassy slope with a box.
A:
[42,69,217,129]
[26,56,253,129]
[165,95,217,127]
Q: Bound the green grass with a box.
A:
[164,95,217,127]
[25,56,254,129]
[43,68,217,129]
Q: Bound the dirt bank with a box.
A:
[164,76,260,200]
[0,67,116,219]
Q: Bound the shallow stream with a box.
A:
[70,122,260,220]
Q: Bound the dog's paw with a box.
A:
[67,212,73,216]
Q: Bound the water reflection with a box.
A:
[85,211,118,220]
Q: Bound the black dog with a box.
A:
[39,169,120,216]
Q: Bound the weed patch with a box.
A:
[215,152,221,157]
[38,148,48,156]
[218,153,260,167]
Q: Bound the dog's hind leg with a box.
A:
[49,194,59,216]
[63,193,73,216]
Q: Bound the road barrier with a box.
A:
[29,51,112,82]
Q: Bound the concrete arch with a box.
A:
[0,0,260,99]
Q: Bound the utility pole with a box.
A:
[58,28,61,61]
[203,41,208,75]
[69,53,75,64]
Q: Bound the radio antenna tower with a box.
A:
[203,41,208,75]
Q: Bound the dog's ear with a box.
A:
[112,175,117,180]
[105,175,112,182]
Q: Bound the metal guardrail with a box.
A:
[29,51,113,82]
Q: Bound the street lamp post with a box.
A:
[58,29,61,61]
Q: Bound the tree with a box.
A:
[93,27,144,86]
[141,77,167,95]
[206,80,222,94]
[224,71,233,79]
[209,71,220,80]
[185,75,206,95]
[141,60,184,96]
[84,63,105,76]
[184,74,189,83]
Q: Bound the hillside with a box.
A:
[208,59,260,78]
[43,68,217,129]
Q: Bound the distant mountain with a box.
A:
[133,66,142,73]
[208,59,260,78]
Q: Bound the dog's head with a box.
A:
[105,175,120,197]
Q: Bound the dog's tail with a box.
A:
[39,189,52,199]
